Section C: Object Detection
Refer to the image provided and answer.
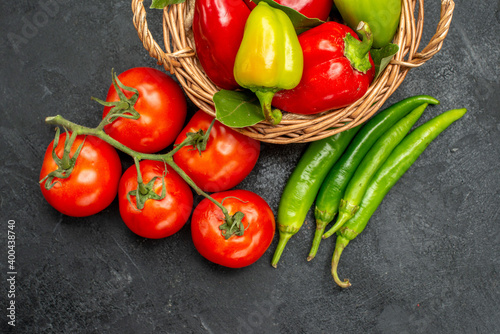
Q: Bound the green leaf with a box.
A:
[251,0,324,34]
[150,0,185,9]
[214,90,265,128]
[370,43,399,79]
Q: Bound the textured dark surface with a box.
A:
[1,0,499,333]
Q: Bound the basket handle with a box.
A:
[393,0,455,68]
[131,0,193,73]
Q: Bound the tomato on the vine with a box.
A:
[191,190,275,268]
[102,67,187,153]
[39,132,122,217]
[118,160,193,239]
[173,110,260,192]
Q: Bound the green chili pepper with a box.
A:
[333,0,402,49]
[233,1,304,125]
[314,96,440,247]
[332,107,467,288]
[333,103,429,235]
[271,126,360,268]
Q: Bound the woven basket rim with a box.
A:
[132,0,455,144]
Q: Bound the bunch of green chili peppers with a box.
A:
[271,95,467,288]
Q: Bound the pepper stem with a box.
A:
[271,232,292,268]
[323,199,359,239]
[344,21,374,74]
[331,236,351,288]
[307,219,328,261]
[254,89,282,125]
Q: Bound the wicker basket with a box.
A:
[131,0,455,144]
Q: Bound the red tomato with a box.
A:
[244,0,332,21]
[191,190,275,268]
[102,67,187,153]
[118,160,193,239]
[173,110,260,192]
[40,133,122,217]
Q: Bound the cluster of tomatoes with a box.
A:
[39,67,275,268]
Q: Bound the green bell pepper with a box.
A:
[233,1,304,125]
[333,0,401,49]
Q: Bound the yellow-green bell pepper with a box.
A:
[233,1,304,125]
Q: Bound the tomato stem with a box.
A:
[165,159,232,221]
[44,114,233,221]
[60,130,76,169]
[219,211,245,239]
[170,119,216,156]
[92,68,141,131]
[133,158,149,196]
[39,127,86,190]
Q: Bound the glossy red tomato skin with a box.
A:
[173,110,260,192]
[39,133,122,217]
[244,0,332,21]
[118,160,193,239]
[102,67,187,154]
[191,190,276,268]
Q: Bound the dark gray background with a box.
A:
[1,0,499,333]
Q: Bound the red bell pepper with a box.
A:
[272,21,375,115]
[192,0,250,90]
[244,0,332,21]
